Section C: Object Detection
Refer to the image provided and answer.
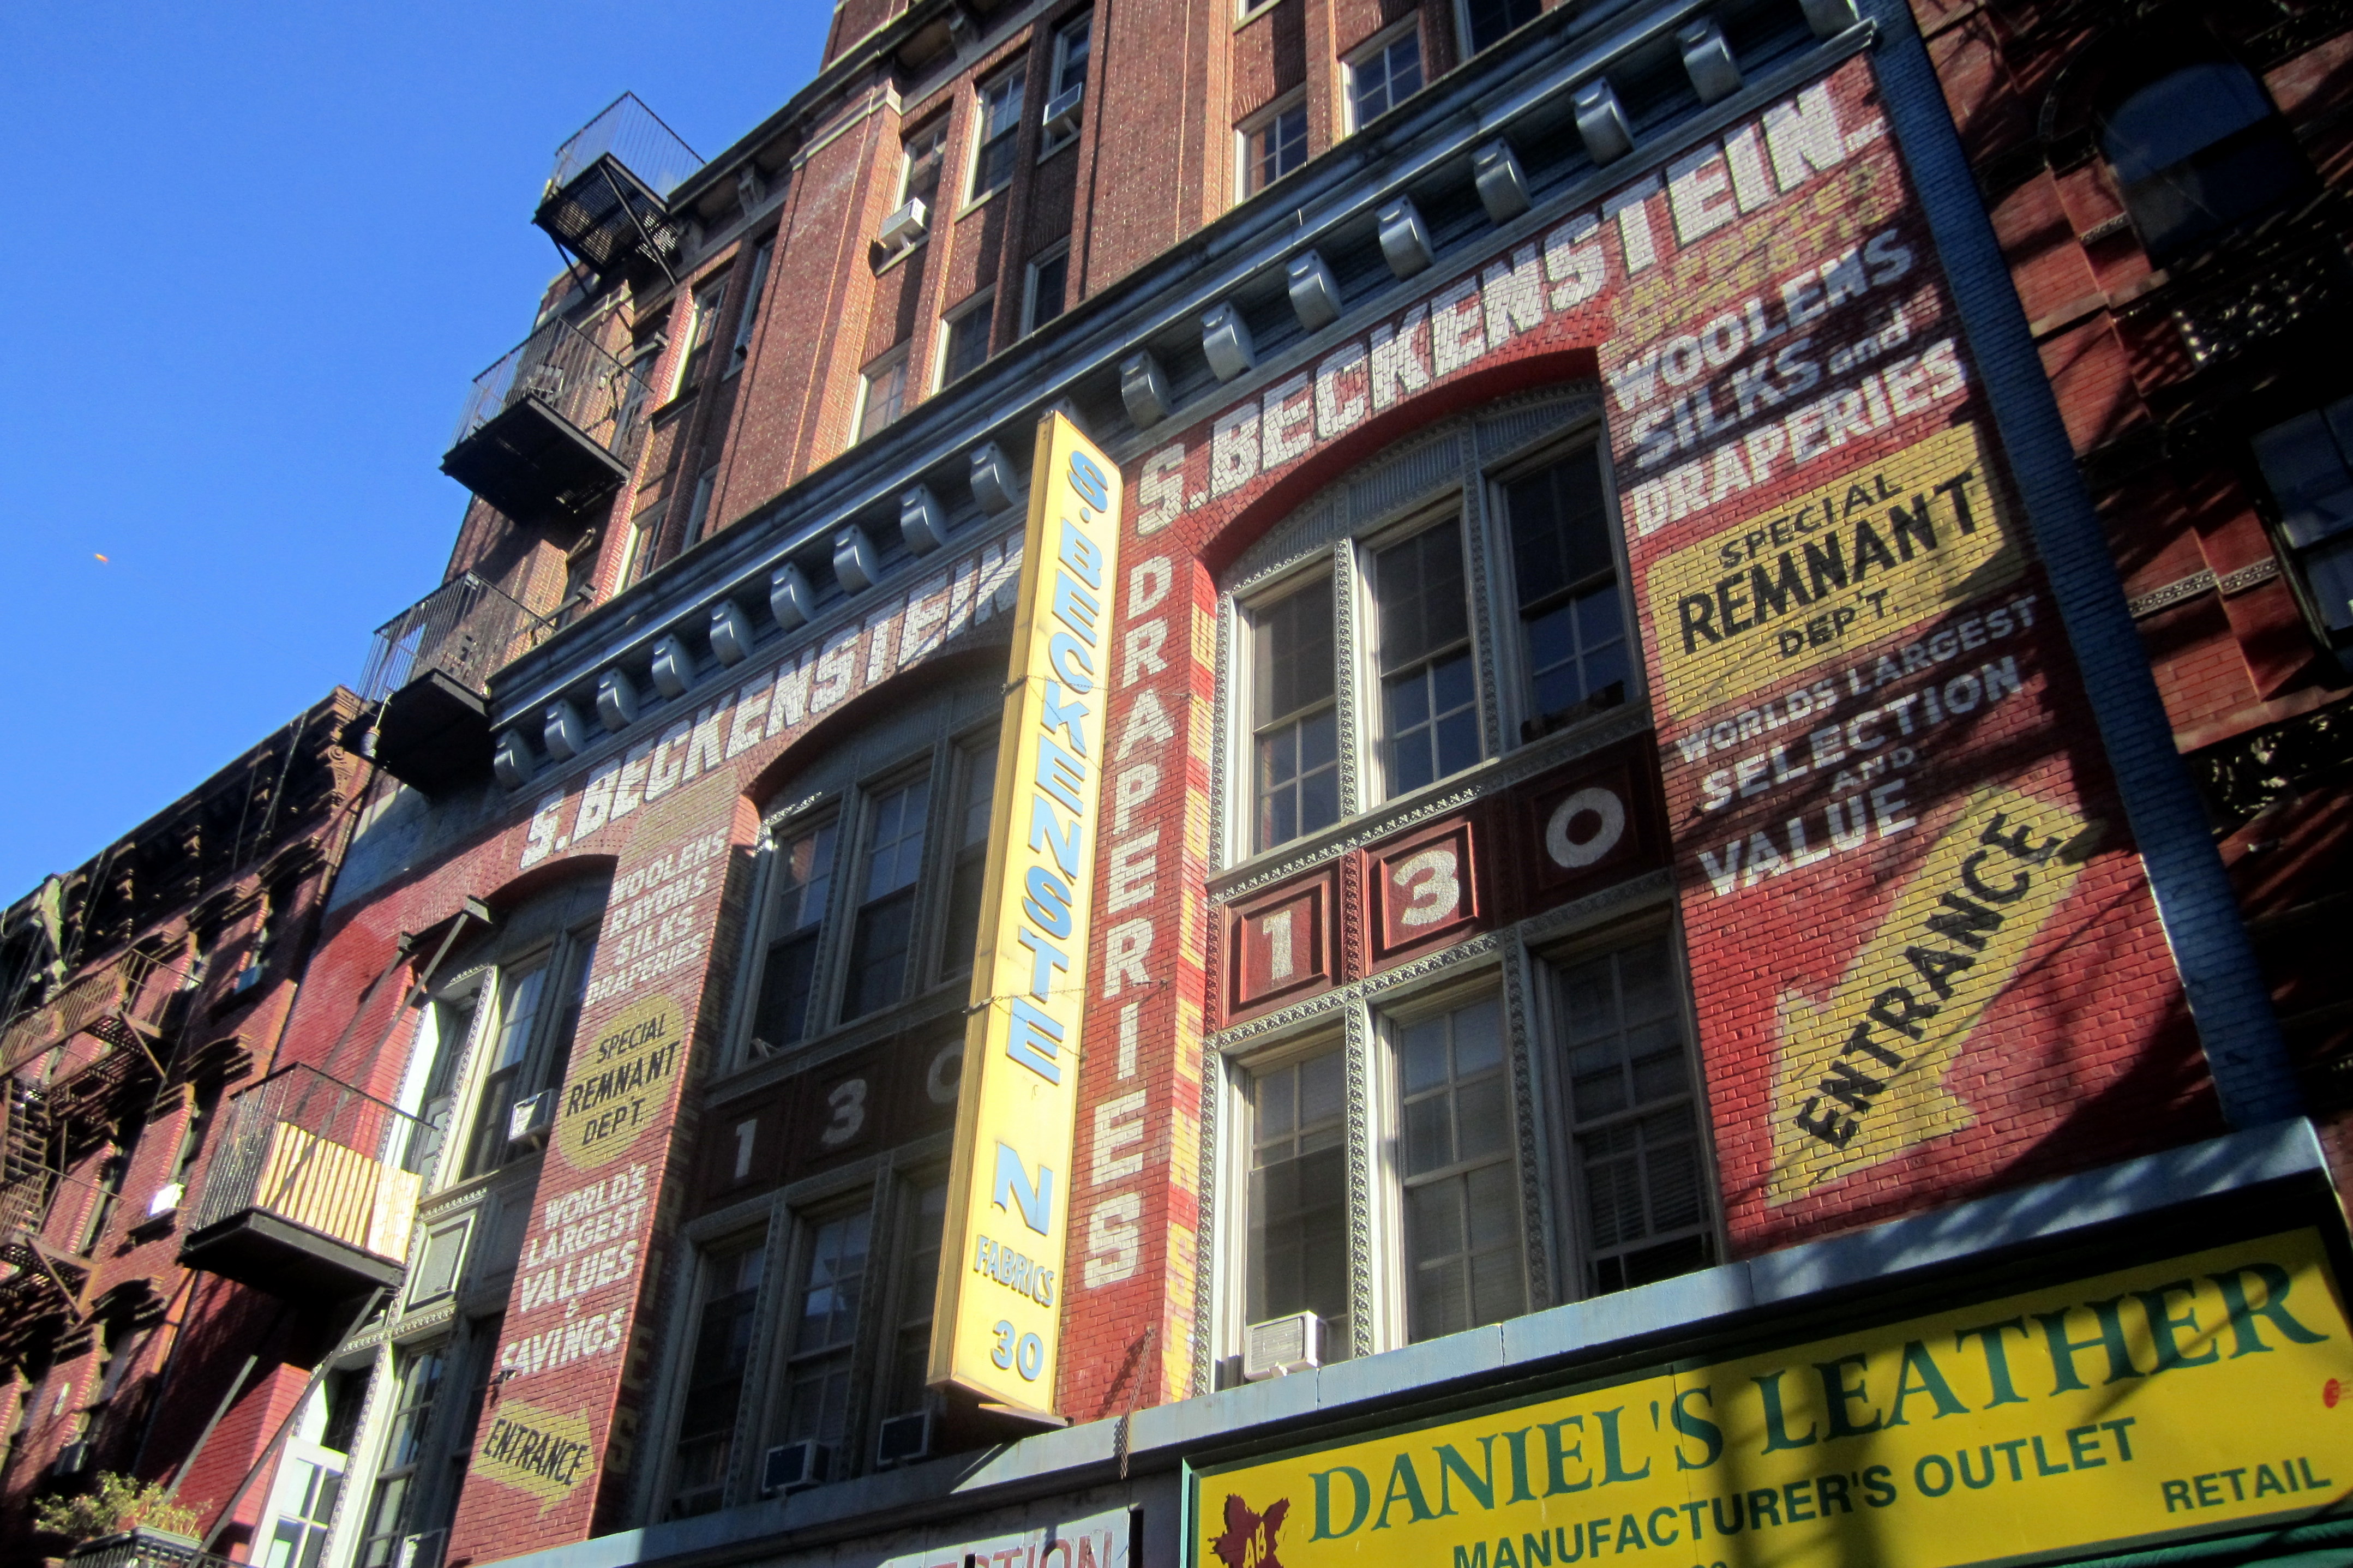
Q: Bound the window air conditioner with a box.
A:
[507,1089,556,1150]
[877,197,930,251]
[147,1181,185,1218]
[760,1439,830,1494]
[874,1410,932,1467]
[52,1441,91,1477]
[1242,1311,1322,1381]
[1042,85,1084,138]
[394,1530,447,1568]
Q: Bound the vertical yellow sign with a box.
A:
[929,412,1123,1415]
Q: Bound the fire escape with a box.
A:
[439,93,698,528]
[178,1063,425,1297]
[0,951,175,1371]
[531,91,701,288]
[360,575,556,796]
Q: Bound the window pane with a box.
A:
[1376,526,1469,671]
[1397,995,1522,1342]
[1464,0,1542,53]
[1508,451,1626,728]
[1557,939,1714,1296]
[782,1210,872,1451]
[1351,31,1423,127]
[1028,250,1069,333]
[751,822,837,1052]
[862,779,931,899]
[843,892,916,1019]
[887,1180,951,1416]
[1253,580,1335,723]
[1054,17,1092,99]
[1248,104,1308,193]
[859,356,908,441]
[940,742,998,978]
[901,125,946,207]
[974,74,1024,195]
[670,1240,767,1517]
[943,299,993,385]
[1247,1050,1351,1359]
[2103,64,2307,262]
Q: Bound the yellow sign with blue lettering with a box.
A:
[1188,1229,2353,1568]
[929,412,1124,1415]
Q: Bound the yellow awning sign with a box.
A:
[930,412,1125,1416]
[1646,423,2024,720]
[1191,1230,2353,1568]
[1768,785,2088,1203]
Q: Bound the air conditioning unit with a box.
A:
[147,1181,185,1218]
[1041,84,1084,138]
[52,1441,91,1477]
[506,1089,556,1150]
[760,1439,830,1495]
[877,196,930,251]
[393,1530,447,1568]
[874,1410,932,1468]
[1242,1311,1322,1381]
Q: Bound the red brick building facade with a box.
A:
[10,4,2352,1568]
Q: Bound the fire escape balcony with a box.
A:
[0,947,172,1083]
[179,1064,424,1298]
[532,92,703,286]
[441,316,658,524]
[361,574,555,795]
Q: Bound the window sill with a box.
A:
[956,187,1006,222]
[650,384,700,423]
[1038,132,1077,163]
[707,982,971,1103]
[1233,1,1279,31]
[874,236,929,275]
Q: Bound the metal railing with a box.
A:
[187,1063,424,1264]
[451,315,656,466]
[359,574,555,705]
[0,948,173,1079]
[64,1529,241,1568]
[548,92,702,201]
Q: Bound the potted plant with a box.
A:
[35,1472,208,1565]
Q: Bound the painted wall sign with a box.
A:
[932,411,1125,1415]
[556,994,685,1170]
[475,1399,598,1514]
[1644,423,2019,719]
[1190,1229,2353,1568]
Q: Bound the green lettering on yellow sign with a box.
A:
[1191,1231,2350,1568]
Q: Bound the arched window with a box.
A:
[2100,59,2309,265]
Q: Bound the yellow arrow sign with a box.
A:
[1768,783,2090,1203]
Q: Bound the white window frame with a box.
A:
[1216,417,1636,869]
[935,290,995,391]
[967,68,1027,204]
[727,239,773,375]
[1022,243,1071,337]
[683,465,719,547]
[1236,91,1310,202]
[855,346,911,443]
[1343,20,1425,134]
[1041,12,1093,155]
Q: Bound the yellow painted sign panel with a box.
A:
[929,412,1124,1415]
[1768,785,2088,1204]
[1191,1229,2353,1568]
[1647,423,2022,719]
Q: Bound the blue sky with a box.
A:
[0,5,831,900]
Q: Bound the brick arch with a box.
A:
[1193,347,1603,579]
[735,641,1010,810]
